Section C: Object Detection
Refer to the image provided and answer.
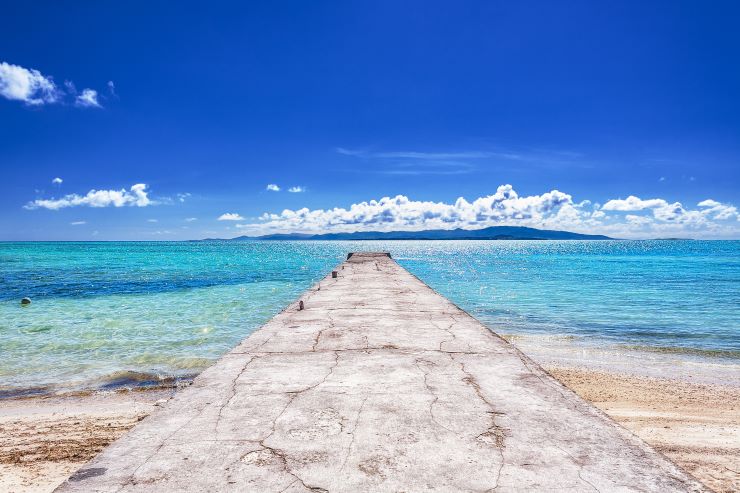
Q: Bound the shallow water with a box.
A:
[1,240,738,394]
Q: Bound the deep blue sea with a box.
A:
[1,240,738,395]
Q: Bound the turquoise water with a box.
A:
[1,240,738,395]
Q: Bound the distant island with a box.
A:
[203,226,613,241]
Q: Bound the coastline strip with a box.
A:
[56,252,706,492]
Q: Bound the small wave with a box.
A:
[501,333,579,342]
[0,370,197,400]
[94,370,196,391]
[615,344,740,360]
[500,334,740,361]
[0,386,51,400]
[0,373,196,400]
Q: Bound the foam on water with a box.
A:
[1,240,738,394]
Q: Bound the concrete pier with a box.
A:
[57,252,705,492]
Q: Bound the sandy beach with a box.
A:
[0,368,736,493]
[0,389,174,493]
[548,367,740,493]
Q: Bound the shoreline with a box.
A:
[1,365,737,492]
[503,334,740,387]
[3,334,738,401]
[0,377,195,402]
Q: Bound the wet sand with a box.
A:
[0,370,737,492]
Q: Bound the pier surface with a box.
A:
[57,252,705,492]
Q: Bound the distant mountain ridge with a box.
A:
[214,226,612,241]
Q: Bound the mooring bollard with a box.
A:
[332,271,338,279]
[298,300,304,310]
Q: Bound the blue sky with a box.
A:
[2,0,739,239]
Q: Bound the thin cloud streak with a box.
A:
[336,147,521,160]
[334,146,591,175]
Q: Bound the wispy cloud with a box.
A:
[336,146,588,175]
[0,61,106,108]
[234,185,739,239]
[75,89,101,108]
[336,147,522,161]
[25,184,153,210]
[378,151,516,160]
[185,217,198,222]
[217,212,244,221]
[380,161,475,176]
[266,184,303,192]
[335,147,366,157]
[70,221,86,226]
[52,177,63,185]
[336,146,530,176]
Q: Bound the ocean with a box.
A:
[1,240,738,395]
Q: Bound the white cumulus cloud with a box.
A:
[288,186,305,193]
[601,196,669,211]
[52,177,63,185]
[698,199,738,220]
[255,185,572,233]
[0,62,59,105]
[602,194,738,225]
[0,61,106,108]
[266,184,281,192]
[233,185,739,239]
[603,195,685,222]
[218,213,244,221]
[625,214,652,226]
[25,184,153,210]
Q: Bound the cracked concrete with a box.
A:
[56,252,706,492]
